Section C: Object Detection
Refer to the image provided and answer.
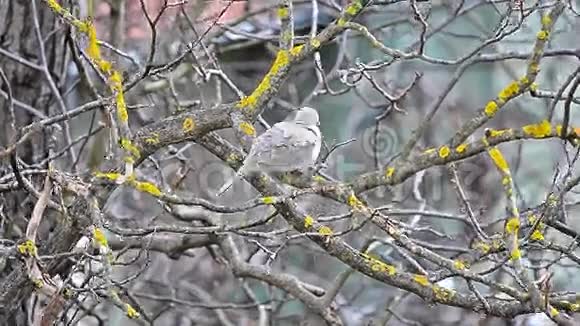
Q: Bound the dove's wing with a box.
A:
[216,117,321,196]
[245,121,321,173]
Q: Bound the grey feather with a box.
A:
[216,107,321,196]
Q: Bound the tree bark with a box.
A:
[0,0,66,322]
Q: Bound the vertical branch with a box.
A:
[486,145,545,311]
[43,0,138,179]
[31,0,77,165]
[278,0,294,51]
[110,0,127,48]
[450,2,566,147]
[561,75,580,139]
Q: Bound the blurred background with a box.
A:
[2,0,580,325]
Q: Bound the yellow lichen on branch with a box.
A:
[452,3,565,147]
[133,180,163,197]
[385,167,395,179]
[536,30,549,41]
[236,50,290,112]
[497,81,520,104]
[438,146,450,159]
[304,215,315,228]
[116,93,128,122]
[510,247,521,260]
[455,143,468,154]
[541,14,552,28]
[484,101,499,117]
[522,120,552,138]
[310,38,321,49]
[239,121,256,136]
[85,21,102,61]
[362,253,397,276]
[344,0,363,17]
[277,7,289,19]
[17,239,37,257]
[486,128,511,138]
[125,304,140,319]
[550,307,559,318]
[505,217,520,235]
[433,286,455,302]
[473,241,491,254]
[413,274,430,287]
[318,225,334,236]
[94,171,163,198]
[144,132,160,145]
[236,0,366,112]
[261,196,276,204]
[453,260,467,270]
[120,138,141,160]
[290,45,304,57]
[46,0,64,13]
[94,171,123,181]
[42,0,134,175]
[347,193,365,210]
[182,117,196,133]
[487,147,509,173]
[530,229,544,241]
[92,227,109,248]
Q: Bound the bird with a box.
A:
[216,106,322,196]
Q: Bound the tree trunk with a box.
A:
[0,0,66,322]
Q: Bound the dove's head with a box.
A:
[292,106,320,126]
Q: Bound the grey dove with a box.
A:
[216,107,322,196]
